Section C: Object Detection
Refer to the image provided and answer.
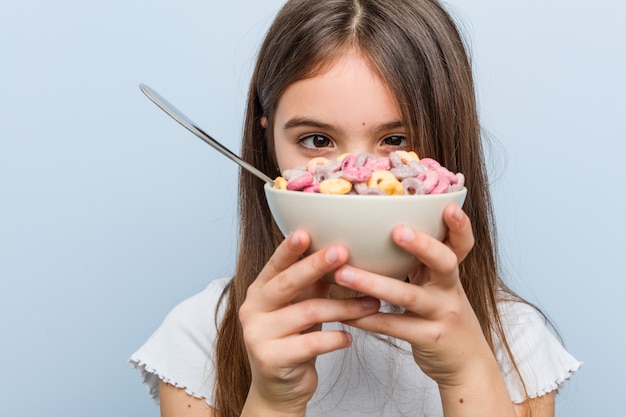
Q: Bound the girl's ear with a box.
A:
[260,116,268,128]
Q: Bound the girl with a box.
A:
[131,1,580,416]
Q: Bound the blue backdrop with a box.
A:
[1,1,624,415]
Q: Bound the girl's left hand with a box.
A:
[334,203,494,389]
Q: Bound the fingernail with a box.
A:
[339,267,356,284]
[325,246,338,264]
[400,226,414,243]
[361,296,378,310]
[290,231,300,246]
[453,205,463,222]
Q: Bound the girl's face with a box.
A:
[269,49,409,173]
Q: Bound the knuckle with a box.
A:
[298,299,321,323]
[396,289,420,309]
[272,270,299,294]
[440,257,458,275]
[238,300,252,323]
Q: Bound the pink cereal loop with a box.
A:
[286,171,314,191]
[342,166,373,183]
[430,176,451,194]
[364,157,391,171]
[436,166,458,184]
[339,154,357,170]
[417,170,439,194]
[419,157,441,170]
[303,184,321,193]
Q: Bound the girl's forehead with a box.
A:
[276,50,400,120]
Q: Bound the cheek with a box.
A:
[274,142,310,172]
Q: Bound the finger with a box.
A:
[278,330,354,364]
[442,203,475,262]
[249,244,350,312]
[343,311,433,342]
[264,296,381,339]
[334,267,438,315]
[391,226,458,282]
[252,229,311,288]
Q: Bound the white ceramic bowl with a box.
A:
[264,183,467,280]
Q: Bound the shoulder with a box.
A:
[129,277,232,404]
[162,277,231,331]
[493,297,582,403]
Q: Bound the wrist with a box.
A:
[438,356,516,417]
[240,386,308,417]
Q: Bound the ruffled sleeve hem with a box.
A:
[494,299,583,404]
[522,359,582,402]
[128,357,211,404]
[128,277,231,405]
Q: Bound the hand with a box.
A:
[334,203,492,387]
[239,229,381,417]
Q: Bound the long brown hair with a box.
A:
[215,1,524,415]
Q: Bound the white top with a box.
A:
[130,277,581,415]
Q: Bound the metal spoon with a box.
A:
[139,83,274,186]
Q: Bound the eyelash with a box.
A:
[297,133,409,151]
[381,135,408,148]
[298,134,334,149]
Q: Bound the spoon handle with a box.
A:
[139,83,274,185]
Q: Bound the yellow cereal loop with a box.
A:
[273,176,288,190]
[319,178,352,194]
[367,170,404,195]
[307,157,329,172]
[336,153,353,162]
[396,150,420,164]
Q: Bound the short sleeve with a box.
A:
[494,300,582,403]
[129,277,230,405]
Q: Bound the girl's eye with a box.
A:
[299,134,334,149]
[381,134,407,148]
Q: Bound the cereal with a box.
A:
[367,170,404,195]
[401,177,425,195]
[286,171,314,191]
[320,178,353,194]
[273,151,464,195]
[307,157,329,173]
[342,166,373,183]
[274,176,288,190]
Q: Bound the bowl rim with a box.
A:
[264,183,467,200]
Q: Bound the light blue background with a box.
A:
[1,1,624,415]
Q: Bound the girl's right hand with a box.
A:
[238,229,380,417]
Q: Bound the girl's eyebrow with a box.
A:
[283,117,335,131]
[283,117,404,133]
[374,120,404,133]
